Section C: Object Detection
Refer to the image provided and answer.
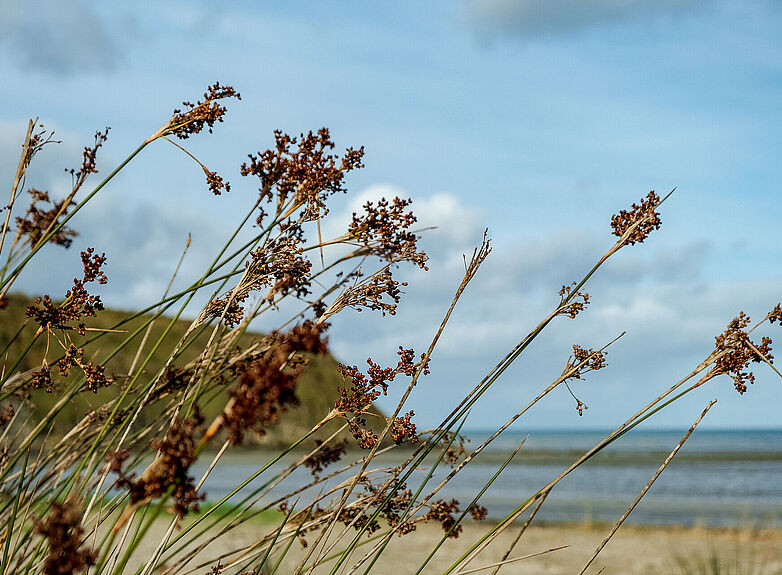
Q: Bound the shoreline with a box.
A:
[131,516,782,574]
[256,522,782,574]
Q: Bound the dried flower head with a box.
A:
[252,235,313,301]
[57,345,84,377]
[441,432,470,467]
[768,303,782,324]
[712,312,773,394]
[347,420,379,449]
[113,414,205,516]
[468,504,488,521]
[380,483,415,535]
[23,123,59,167]
[391,411,418,444]
[223,321,329,445]
[207,235,314,326]
[82,362,112,393]
[567,345,607,380]
[396,346,430,377]
[81,247,108,284]
[348,197,428,269]
[31,362,54,392]
[322,268,406,322]
[168,82,240,140]
[66,127,109,188]
[335,361,390,417]
[241,128,364,224]
[557,283,590,319]
[611,191,662,245]
[205,293,247,328]
[204,168,230,195]
[26,248,107,334]
[15,189,78,248]
[338,506,381,536]
[52,344,111,393]
[225,356,299,444]
[336,351,426,448]
[574,398,589,417]
[304,439,348,477]
[423,499,463,538]
[35,497,96,575]
[339,478,415,537]
[561,345,607,416]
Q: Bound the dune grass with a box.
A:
[0,83,779,575]
[668,543,763,575]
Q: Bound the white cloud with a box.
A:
[466,0,710,38]
[322,184,482,248]
[5,168,780,430]
[0,0,121,75]
[326,200,782,430]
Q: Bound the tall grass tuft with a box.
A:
[668,543,763,575]
[0,82,779,575]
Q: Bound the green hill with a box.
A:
[0,293,383,447]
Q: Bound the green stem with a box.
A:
[0,446,30,575]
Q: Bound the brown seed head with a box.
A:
[304,439,348,477]
[16,189,78,248]
[35,497,96,575]
[713,312,774,394]
[391,410,418,444]
[241,128,364,224]
[568,344,607,380]
[26,248,108,333]
[223,321,328,445]
[558,283,590,319]
[468,504,488,521]
[323,268,406,322]
[204,168,230,195]
[169,82,240,140]
[65,127,110,189]
[113,414,205,516]
[348,197,428,269]
[423,499,463,538]
[31,363,54,392]
[610,191,662,245]
[24,124,59,167]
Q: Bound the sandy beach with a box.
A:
[138,520,782,575]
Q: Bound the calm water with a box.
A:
[194,429,782,528]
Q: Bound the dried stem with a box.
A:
[578,399,717,574]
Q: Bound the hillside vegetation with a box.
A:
[0,292,380,447]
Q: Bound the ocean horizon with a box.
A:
[195,428,782,528]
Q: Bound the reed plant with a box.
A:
[0,82,779,575]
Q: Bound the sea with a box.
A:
[194,429,782,528]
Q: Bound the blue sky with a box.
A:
[1,0,781,430]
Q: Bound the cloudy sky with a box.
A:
[1,0,781,431]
